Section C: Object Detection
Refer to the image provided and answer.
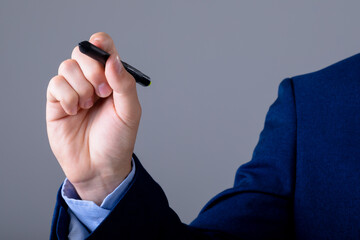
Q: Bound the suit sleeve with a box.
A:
[50,78,297,240]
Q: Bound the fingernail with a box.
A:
[93,38,107,47]
[115,55,123,74]
[83,98,93,109]
[98,83,112,97]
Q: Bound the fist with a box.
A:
[46,32,141,205]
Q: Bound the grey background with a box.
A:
[1,0,360,238]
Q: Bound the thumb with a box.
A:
[105,54,141,126]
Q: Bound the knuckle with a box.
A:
[90,32,112,42]
[90,32,114,52]
[78,84,94,98]
[58,59,77,75]
[48,75,57,88]
[49,75,63,90]
[71,46,80,59]
[47,75,60,98]
[85,68,102,83]
[64,91,78,106]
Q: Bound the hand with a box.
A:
[46,32,141,205]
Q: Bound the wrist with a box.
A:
[72,160,132,206]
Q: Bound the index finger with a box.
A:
[89,32,119,57]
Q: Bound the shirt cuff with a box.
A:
[61,158,136,232]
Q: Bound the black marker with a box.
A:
[78,41,151,87]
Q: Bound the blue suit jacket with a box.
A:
[50,53,360,239]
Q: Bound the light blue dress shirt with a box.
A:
[61,159,136,239]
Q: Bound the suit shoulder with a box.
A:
[292,53,360,85]
[291,54,360,97]
[288,53,360,111]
